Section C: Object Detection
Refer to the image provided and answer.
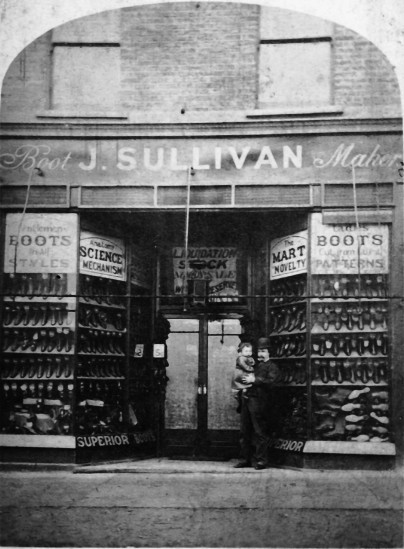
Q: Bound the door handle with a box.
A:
[198,385,207,395]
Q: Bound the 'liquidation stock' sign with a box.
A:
[172,247,238,300]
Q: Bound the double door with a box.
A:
[164,316,241,457]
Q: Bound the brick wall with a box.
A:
[0,4,401,118]
[120,2,259,112]
[0,32,51,116]
[333,24,401,110]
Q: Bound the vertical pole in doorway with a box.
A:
[183,167,194,312]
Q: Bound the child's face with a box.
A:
[241,345,252,357]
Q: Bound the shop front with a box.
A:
[0,117,402,467]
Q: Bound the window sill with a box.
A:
[36,110,128,120]
[247,105,344,118]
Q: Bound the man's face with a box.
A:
[257,348,270,361]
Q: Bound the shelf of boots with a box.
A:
[3,303,76,328]
[311,274,388,300]
[311,357,389,386]
[1,357,74,380]
[78,297,126,310]
[79,275,127,310]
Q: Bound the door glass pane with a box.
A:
[208,321,241,430]
[169,318,199,332]
[165,326,198,429]
[208,319,242,335]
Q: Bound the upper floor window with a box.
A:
[51,11,121,111]
[259,8,333,108]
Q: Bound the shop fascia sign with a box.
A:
[0,138,401,176]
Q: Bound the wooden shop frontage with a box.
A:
[0,115,402,468]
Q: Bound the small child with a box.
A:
[231,342,255,411]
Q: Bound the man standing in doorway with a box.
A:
[234,337,279,470]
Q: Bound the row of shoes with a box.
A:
[81,275,125,306]
[4,404,73,435]
[314,387,390,441]
[2,356,73,379]
[313,274,388,299]
[3,328,73,353]
[270,334,306,357]
[312,358,388,384]
[5,273,68,298]
[312,304,387,332]
[3,303,73,328]
[79,306,125,331]
[3,380,73,401]
[78,359,124,378]
[77,380,124,403]
[78,331,125,355]
[269,306,306,334]
[311,334,388,357]
[270,276,306,304]
[277,361,306,384]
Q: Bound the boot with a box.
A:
[342,359,355,383]
[64,329,72,353]
[369,306,377,330]
[330,337,339,357]
[47,330,57,352]
[334,306,342,330]
[328,360,337,382]
[354,359,363,382]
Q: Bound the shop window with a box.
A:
[259,8,333,108]
[51,12,120,111]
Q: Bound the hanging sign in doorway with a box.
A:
[4,213,78,273]
[270,231,308,280]
[311,213,389,274]
[172,247,239,301]
[80,231,126,281]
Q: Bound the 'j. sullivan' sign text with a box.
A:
[0,140,401,175]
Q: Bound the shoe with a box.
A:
[254,463,266,470]
[348,387,370,400]
[350,434,370,442]
[233,461,251,468]
[345,414,368,423]
[370,412,389,425]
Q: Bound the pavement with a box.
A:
[0,458,403,548]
